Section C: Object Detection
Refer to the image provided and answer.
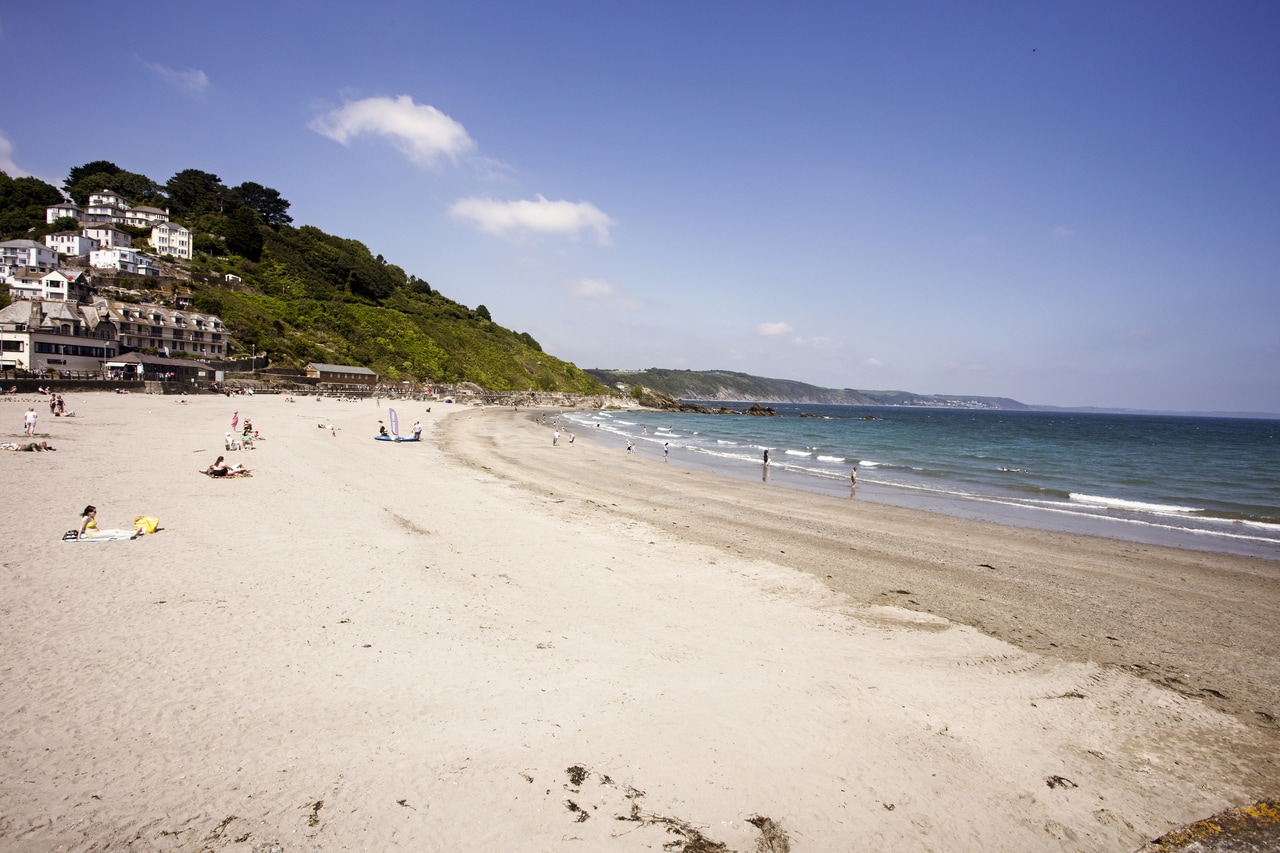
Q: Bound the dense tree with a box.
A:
[109,171,166,206]
[232,181,292,229]
[65,160,121,192]
[194,232,227,256]
[475,304,492,321]
[223,206,263,261]
[0,171,66,237]
[166,169,229,216]
[63,161,165,206]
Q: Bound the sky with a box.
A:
[1,2,1277,413]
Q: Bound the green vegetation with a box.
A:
[586,368,1030,409]
[587,368,881,404]
[0,162,608,394]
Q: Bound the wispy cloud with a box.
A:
[792,336,843,351]
[310,95,475,168]
[452,195,614,243]
[567,277,641,310]
[863,357,884,368]
[0,130,26,176]
[1053,225,1076,240]
[142,60,210,93]
[756,321,794,337]
[570,278,615,299]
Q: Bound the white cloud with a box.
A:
[756,321,794,337]
[143,61,210,93]
[566,277,641,311]
[570,278,614,299]
[793,336,843,351]
[1053,225,1076,239]
[310,95,475,168]
[0,130,26,176]
[862,357,884,368]
[451,195,614,243]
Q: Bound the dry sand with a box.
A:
[1,393,1276,852]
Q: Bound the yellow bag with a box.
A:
[133,515,160,534]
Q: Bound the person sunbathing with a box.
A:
[202,456,250,477]
[78,505,139,539]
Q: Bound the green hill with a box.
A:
[1,163,607,394]
[587,368,1030,410]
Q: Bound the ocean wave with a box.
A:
[1069,493,1203,514]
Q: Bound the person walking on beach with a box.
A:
[626,439,634,454]
[664,442,669,462]
[24,407,37,436]
[850,467,857,486]
[763,448,771,466]
[553,428,560,446]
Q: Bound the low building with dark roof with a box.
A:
[305,362,379,385]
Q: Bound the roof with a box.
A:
[307,362,378,375]
[106,352,212,368]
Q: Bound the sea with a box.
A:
[559,404,1280,560]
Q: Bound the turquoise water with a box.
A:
[561,405,1280,559]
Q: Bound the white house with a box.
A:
[45,202,83,224]
[81,225,132,250]
[135,254,162,277]
[0,300,118,373]
[45,232,100,257]
[6,268,92,303]
[0,239,60,276]
[125,205,169,228]
[88,190,128,209]
[90,247,142,274]
[84,190,128,225]
[150,221,191,260]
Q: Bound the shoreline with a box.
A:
[444,407,1280,737]
[556,406,1280,561]
[3,393,1277,851]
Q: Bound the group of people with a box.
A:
[226,411,262,450]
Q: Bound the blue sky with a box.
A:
[2,2,1277,412]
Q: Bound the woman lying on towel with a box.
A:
[77,505,140,540]
[201,456,252,477]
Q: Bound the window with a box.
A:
[1,340,23,352]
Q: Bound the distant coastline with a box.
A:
[589,367,1280,419]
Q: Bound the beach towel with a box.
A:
[133,516,160,534]
[63,530,136,542]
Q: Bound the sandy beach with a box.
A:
[1,393,1276,852]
